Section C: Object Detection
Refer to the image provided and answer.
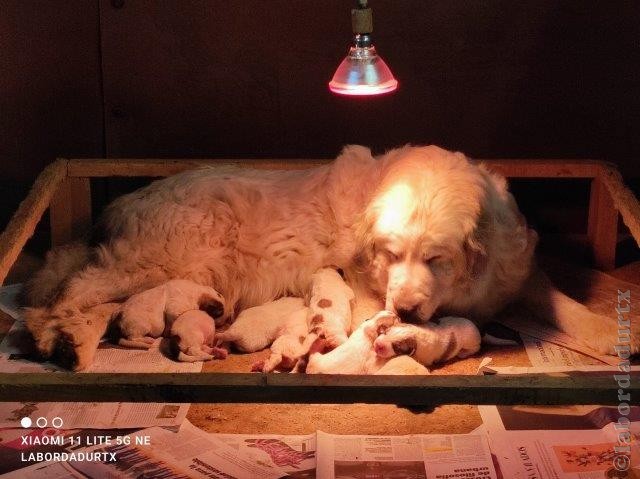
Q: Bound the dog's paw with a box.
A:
[574,312,639,357]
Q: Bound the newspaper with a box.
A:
[0,401,189,429]
[215,430,316,476]
[0,426,140,475]
[316,430,498,479]
[521,333,602,367]
[479,366,640,478]
[4,424,500,479]
[6,422,300,479]
[499,316,617,366]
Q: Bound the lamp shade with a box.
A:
[329,44,398,96]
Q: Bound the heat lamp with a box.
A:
[329,0,398,96]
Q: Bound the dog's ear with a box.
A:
[464,212,489,280]
[353,208,377,272]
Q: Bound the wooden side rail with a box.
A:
[0,372,634,405]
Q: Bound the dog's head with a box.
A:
[356,145,495,323]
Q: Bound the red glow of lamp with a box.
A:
[329,0,398,96]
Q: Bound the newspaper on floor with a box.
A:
[5,421,298,479]
[215,429,316,477]
[4,422,501,479]
[499,316,617,366]
[0,319,199,429]
[0,401,189,429]
[521,332,604,367]
[0,426,140,475]
[315,430,498,479]
[479,365,640,478]
[0,284,21,320]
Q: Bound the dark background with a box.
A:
[1,0,639,261]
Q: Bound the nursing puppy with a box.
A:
[112,279,226,349]
[215,297,306,352]
[169,310,228,362]
[306,311,428,375]
[374,316,481,367]
[252,308,319,373]
[25,145,636,371]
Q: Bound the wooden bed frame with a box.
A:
[0,158,638,405]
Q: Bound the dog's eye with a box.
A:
[424,255,442,265]
[425,255,452,275]
[384,249,400,261]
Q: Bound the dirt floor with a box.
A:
[2,253,638,436]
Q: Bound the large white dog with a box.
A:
[23,145,637,370]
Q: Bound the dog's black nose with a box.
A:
[396,306,420,323]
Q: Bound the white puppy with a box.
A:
[373,316,481,366]
[112,279,226,349]
[252,308,319,373]
[215,297,306,352]
[169,310,228,362]
[306,311,428,375]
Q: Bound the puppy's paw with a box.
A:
[251,359,266,372]
[369,310,400,336]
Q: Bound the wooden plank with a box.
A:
[0,372,633,405]
[67,159,331,177]
[67,158,605,179]
[49,176,93,246]
[481,159,602,178]
[587,176,619,270]
[0,160,68,286]
[599,164,640,248]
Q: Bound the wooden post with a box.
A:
[49,176,92,246]
[587,173,618,271]
[0,160,68,285]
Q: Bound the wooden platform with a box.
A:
[0,157,638,409]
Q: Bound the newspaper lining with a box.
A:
[479,365,640,479]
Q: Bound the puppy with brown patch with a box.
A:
[305,311,429,375]
[111,279,226,349]
[168,310,228,362]
[306,268,355,348]
[373,316,481,366]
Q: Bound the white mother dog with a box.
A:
[24,145,636,370]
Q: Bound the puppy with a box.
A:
[305,311,427,375]
[112,279,226,349]
[373,316,481,366]
[306,268,354,348]
[168,310,228,362]
[251,308,319,373]
[215,297,306,352]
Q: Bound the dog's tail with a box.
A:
[21,242,92,307]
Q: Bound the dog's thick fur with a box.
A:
[23,145,637,370]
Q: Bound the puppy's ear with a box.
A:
[199,295,224,319]
[392,336,417,356]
